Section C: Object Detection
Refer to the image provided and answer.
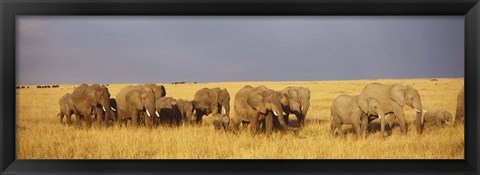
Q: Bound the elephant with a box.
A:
[58,93,77,125]
[138,84,166,124]
[424,110,453,128]
[155,97,181,126]
[454,86,464,125]
[281,86,310,127]
[192,87,230,123]
[213,114,230,132]
[330,94,387,139]
[116,85,158,127]
[92,97,118,125]
[231,85,295,136]
[176,99,195,124]
[357,83,423,134]
[71,84,112,128]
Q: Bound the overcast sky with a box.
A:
[16,16,464,85]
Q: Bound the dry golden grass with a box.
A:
[16,78,464,159]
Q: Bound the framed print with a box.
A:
[1,0,479,174]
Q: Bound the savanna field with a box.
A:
[16,78,464,159]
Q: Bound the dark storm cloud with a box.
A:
[16,16,464,85]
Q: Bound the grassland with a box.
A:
[16,78,464,159]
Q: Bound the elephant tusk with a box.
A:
[155,111,160,117]
[110,107,116,111]
[146,110,151,117]
[222,107,226,114]
[283,111,286,115]
[273,111,278,116]
[415,109,421,113]
[301,106,304,111]
[102,106,106,112]
[423,110,427,113]
[379,115,382,119]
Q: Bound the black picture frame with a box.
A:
[1,0,479,174]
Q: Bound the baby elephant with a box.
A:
[424,110,453,127]
[213,114,230,132]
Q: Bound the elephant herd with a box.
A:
[57,82,464,139]
[330,83,465,139]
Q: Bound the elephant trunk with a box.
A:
[100,98,112,123]
[222,102,230,116]
[379,114,385,138]
[272,106,297,131]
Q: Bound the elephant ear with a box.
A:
[126,89,142,109]
[288,88,300,104]
[208,90,220,104]
[247,92,267,114]
[356,95,370,114]
[390,84,407,106]
[159,85,166,97]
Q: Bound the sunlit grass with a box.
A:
[16,78,464,159]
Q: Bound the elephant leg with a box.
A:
[131,110,139,128]
[146,115,152,128]
[295,113,304,127]
[352,121,362,140]
[283,114,289,126]
[249,117,258,136]
[59,112,64,124]
[360,115,369,138]
[95,108,103,128]
[74,111,81,128]
[265,113,273,136]
[66,113,73,125]
[392,105,407,135]
[195,111,204,124]
[330,121,338,136]
[230,116,240,132]
[338,126,345,138]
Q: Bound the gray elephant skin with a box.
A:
[358,83,423,134]
[231,85,294,135]
[176,99,195,124]
[155,97,181,126]
[139,84,167,126]
[424,110,452,128]
[213,114,230,132]
[58,93,77,125]
[71,84,112,128]
[116,85,158,127]
[281,86,310,127]
[330,94,387,139]
[192,87,230,123]
[454,86,464,125]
